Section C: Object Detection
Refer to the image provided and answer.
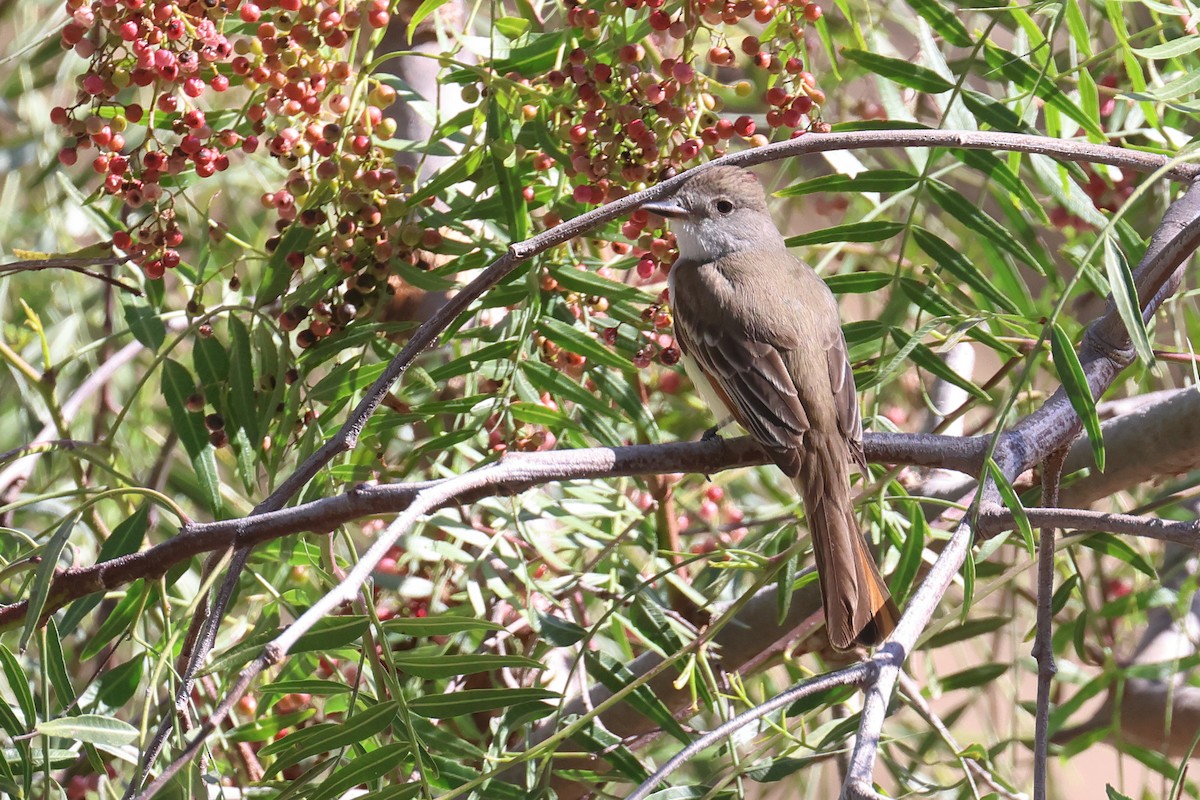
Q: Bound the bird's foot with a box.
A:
[701,425,723,442]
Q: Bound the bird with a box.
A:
[641,165,900,650]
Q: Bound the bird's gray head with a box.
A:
[640,166,786,262]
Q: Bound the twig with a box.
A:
[625,661,878,800]
[1033,448,1067,800]
[897,671,1028,800]
[0,256,142,295]
[978,506,1200,548]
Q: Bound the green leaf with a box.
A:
[192,334,230,396]
[775,169,919,197]
[923,616,1010,648]
[42,620,76,715]
[308,742,411,800]
[1102,236,1154,366]
[20,515,76,652]
[840,48,954,93]
[409,688,559,718]
[161,358,221,515]
[97,657,144,708]
[510,401,582,432]
[537,612,588,646]
[940,662,1008,691]
[489,32,565,75]
[259,680,354,697]
[1106,785,1135,800]
[493,16,530,38]
[1064,0,1093,57]
[825,272,892,294]
[291,616,370,653]
[987,459,1034,555]
[121,297,165,351]
[982,42,1105,140]
[1133,37,1200,59]
[522,360,607,417]
[892,501,928,602]
[392,652,544,679]
[383,615,505,637]
[0,646,35,728]
[913,227,1020,313]
[550,263,650,302]
[1077,533,1156,578]
[227,316,261,446]
[926,180,1041,270]
[81,580,155,660]
[785,221,904,247]
[1049,322,1104,471]
[262,701,400,771]
[538,317,630,370]
[907,0,972,46]
[889,329,991,400]
[36,714,137,747]
[406,0,451,41]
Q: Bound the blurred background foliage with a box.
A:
[1,0,1200,797]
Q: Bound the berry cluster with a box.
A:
[52,0,436,349]
[513,1,829,373]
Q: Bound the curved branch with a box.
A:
[0,431,975,631]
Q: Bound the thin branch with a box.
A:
[979,506,1200,548]
[897,671,1028,800]
[1033,449,1066,800]
[625,662,878,800]
[0,256,142,294]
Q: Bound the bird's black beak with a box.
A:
[640,199,688,219]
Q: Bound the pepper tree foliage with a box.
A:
[0,0,1198,796]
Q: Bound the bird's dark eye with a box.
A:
[715,199,734,214]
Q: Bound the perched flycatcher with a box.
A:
[642,166,899,650]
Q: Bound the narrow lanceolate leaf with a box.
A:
[913,227,1020,313]
[1049,322,1105,471]
[408,688,559,718]
[982,42,1105,140]
[925,180,1041,270]
[21,516,77,652]
[785,221,904,247]
[825,271,892,294]
[987,459,1034,555]
[840,48,954,93]
[36,715,137,747]
[161,358,221,516]
[391,652,544,679]
[775,169,919,197]
[1103,236,1155,366]
[308,742,411,800]
[907,0,972,46]
[1078,533,1156,578]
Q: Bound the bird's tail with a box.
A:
[794,442,899,650]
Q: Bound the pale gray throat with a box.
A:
[670,216,785,263]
